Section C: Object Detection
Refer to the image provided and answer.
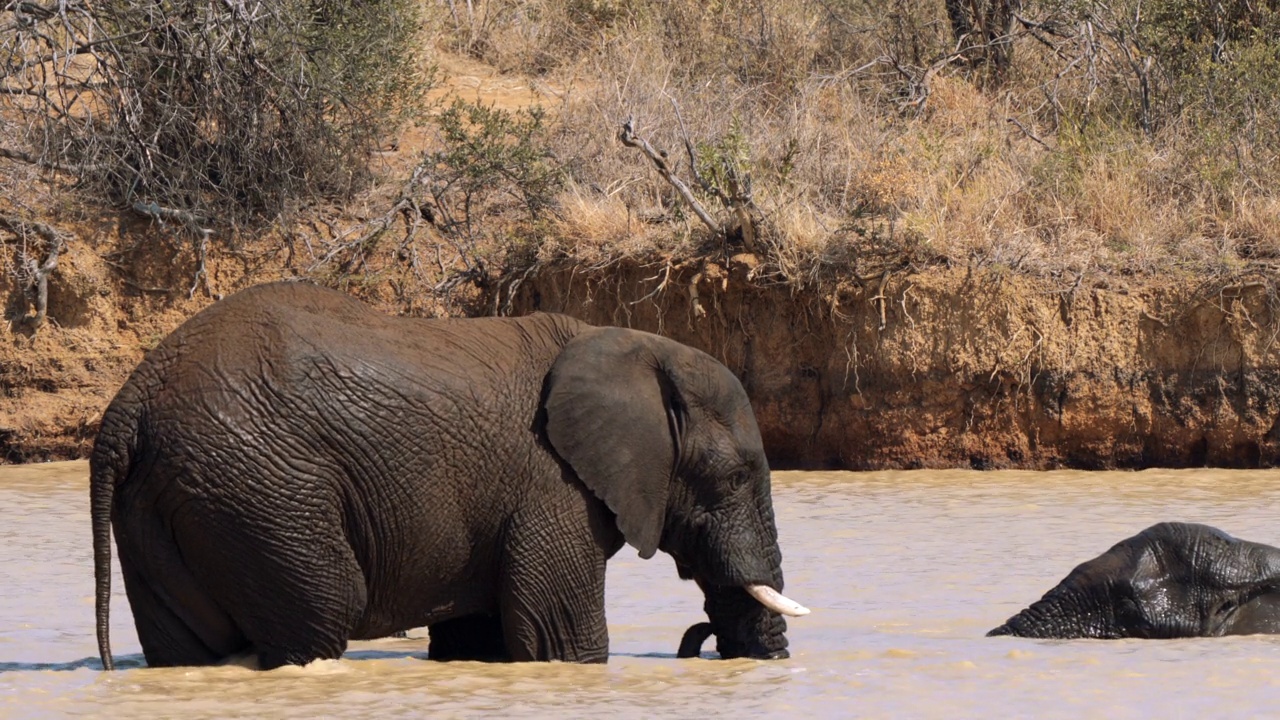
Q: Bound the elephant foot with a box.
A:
[676,622,714,658]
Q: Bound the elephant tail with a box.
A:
[91,394,142,672]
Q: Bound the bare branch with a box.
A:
[131,202,206,230]
[618,116,722,236]
[0,214,68,328]
[131,203,214,299]
[670,98,731,208]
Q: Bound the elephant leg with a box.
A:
[115,505,248,667]
[427,614,510,662]
[498,512,610,663]
[118,555,236,666]
[171,501,369,669]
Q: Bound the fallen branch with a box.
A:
[618,117,722,237]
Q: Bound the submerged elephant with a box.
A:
[92,281,808,670]
[989,522,1280,639]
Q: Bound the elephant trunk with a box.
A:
[670,474,805,659]
[987,601,1055,638]
[1251,542,1280,583]
[676,622,714,658]
[988,591,1112,639]
[699,583,790,659]
[691,504,796,659]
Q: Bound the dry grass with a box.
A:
[411,0,1280,287]
[6,0,1276,298]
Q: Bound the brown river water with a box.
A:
[4,462,1280,718]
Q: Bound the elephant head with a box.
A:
[545,327,807,659]
[989,522,1280,639]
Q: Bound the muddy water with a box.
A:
[5,463,1280,718]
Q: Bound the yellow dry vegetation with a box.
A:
[415,0,1280,282]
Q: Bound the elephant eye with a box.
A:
[728,469,749,491]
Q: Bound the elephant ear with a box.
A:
[544,327,683,560]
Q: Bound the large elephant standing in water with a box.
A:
[92,281,806,670]
[989,522,1280,639]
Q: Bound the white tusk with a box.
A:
[745,584,810,617]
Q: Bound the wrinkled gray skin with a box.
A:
[989,522,1280,639]
[92,281,793,669]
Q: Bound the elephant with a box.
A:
[91,280,807,670]
[988,522,1280,639]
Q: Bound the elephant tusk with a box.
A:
[745,584,810,617]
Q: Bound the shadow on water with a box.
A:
[0,650,704,673]
[609,651,690,660]
[339,649,430,662]
[0,654,146,673]
[343,649,695,662]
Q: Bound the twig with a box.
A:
[1006,117,1053,150]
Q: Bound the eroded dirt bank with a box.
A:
[4,239,1280,469]
[502,256,1280,470]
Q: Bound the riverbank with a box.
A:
[3,232,1278,469]
[506,257,1280,469]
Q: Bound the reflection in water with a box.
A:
[4,462,1280,717]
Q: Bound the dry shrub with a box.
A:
[1,0,429,229]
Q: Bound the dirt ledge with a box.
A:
[5,242,1280,469]
[501,255,1280,470]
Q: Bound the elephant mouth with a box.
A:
[677,583,800,660]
